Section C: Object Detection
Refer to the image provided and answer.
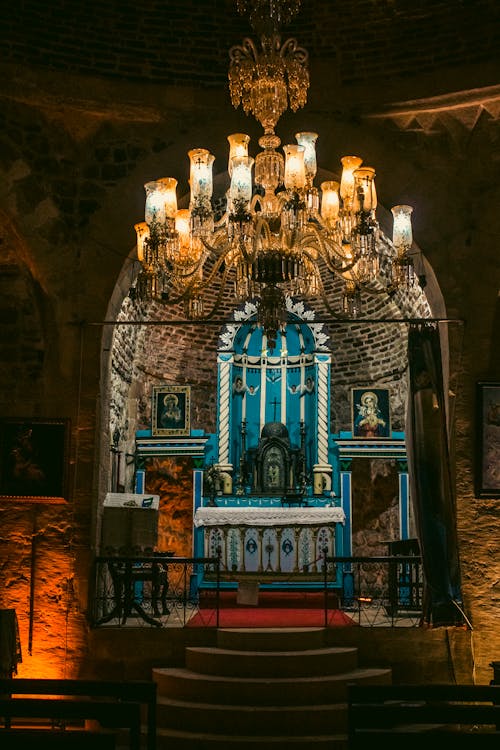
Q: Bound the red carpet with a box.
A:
[199,590,340,609]
[186,607,357,628]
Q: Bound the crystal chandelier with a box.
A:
[130,0,415,345]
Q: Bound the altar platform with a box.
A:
[194,505,345,580]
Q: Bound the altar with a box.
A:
[194,506,345,578]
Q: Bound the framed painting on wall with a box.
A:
[0,418,70,501]
[352,388,391,439]
[476,382,500,498]
[152,385,191,437]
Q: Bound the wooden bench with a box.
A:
[348,683,500,748]
[0,678,157,750]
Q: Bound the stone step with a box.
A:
[184,645,359,677]
[152,665,392,705]
[216,626,329,651]
[156,695,348,735]
[155,727,349,749]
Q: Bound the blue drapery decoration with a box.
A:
[406,323,464,626]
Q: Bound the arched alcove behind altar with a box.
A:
[96,149,451,573]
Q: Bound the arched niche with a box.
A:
[96,159,451,559]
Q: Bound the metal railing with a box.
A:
[90,553,221,628]
[89,552,423,628]
[326,554,424,627]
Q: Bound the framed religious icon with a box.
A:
[476,382,500,498]
[352,388,391,439]
[0,418,70,501]
[152,385,191,437]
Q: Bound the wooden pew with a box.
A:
[0,678,157,750]
[348,683,500,748]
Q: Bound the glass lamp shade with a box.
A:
[339,156,363,207]
[134,221,150,262]
[227,133,250,175]
[392,205,413,248]
[144,178,178,224]
[283,144,306,189]
[320,181,340,222]
[175,209,191,244]
[352,167,377,212]
[295,132,318,183]
[188,149,215,201]
[229,156,254,208]
[174,208,202,265]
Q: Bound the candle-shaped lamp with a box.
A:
[295,132,318,185]
[339,156,363,208]
[392,205,413,249]
[227,133,250,175]
[229,156,254,211]
[144,177,178,225]
[353,167,377,213]
[134,222,150,262]
[188,148,215,203]
[320,181,340,223]
[283,144,306,190]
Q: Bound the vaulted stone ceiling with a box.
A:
[1,1,499,127]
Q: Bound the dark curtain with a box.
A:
[406,323,464,626]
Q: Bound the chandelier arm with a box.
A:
[200,232,233,258]
[195,248,233,289]
[214,211,230,230]
[229,37,259,65]
[300,226,358,277]
[279,37,309,64]
[235,215,272,264]
[165,260,232,318]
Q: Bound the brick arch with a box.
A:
[97,123,446,528]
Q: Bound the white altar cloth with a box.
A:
[194,506,345,527]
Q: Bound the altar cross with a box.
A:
[271,396,281,421]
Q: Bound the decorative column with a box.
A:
[257,528,264,572]
[192,465,205,557]
[397,459,410,540]
[216,353,233,475]
[293,527,300,572]
[280,352,287,424]
[241,354,248,422]
[276,528,283,572]
[260,352,267,433]
[313,354,332,494]
[340,458,354,601]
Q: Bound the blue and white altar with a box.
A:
[135,302,411,588]
[194,505,345,576]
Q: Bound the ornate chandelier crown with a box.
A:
[131,0,416,347]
